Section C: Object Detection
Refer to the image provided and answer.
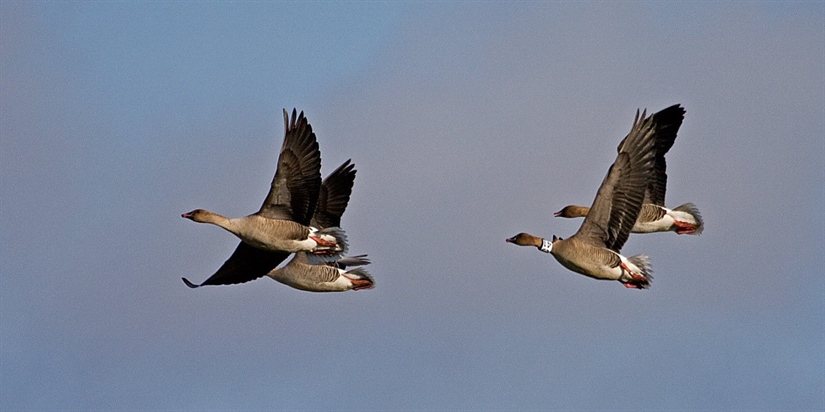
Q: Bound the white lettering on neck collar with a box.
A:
[539,238,553,253]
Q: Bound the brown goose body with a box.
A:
[554,104,704,235]
[507,234,647,283]
[507,106,659,289]
[268,252,374,292]
[550,237,623,281]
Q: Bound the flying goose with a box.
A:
[181,110,350,288]
[181,109,347,258]
[183,158,364,288]
[554,104,703,235]
[507,108,658,289]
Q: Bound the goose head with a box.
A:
[554,205,589,218]
[506,232,544,247]
[181,209,211,222]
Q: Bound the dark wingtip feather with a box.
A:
[336,254,371,269]
[181,277,201,289]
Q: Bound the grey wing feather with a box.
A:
[576,109,658,252]
[258,109,322,225]
[617,104,685,206]
[311,159,356,229]
[331,254,370,269]
[310,160,365,270]
[644,104,685,206]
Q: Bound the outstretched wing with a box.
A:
[617,104,685,206]
[645,104,684,206]
[311,159,356,229]
[575,109,657,252]
[258,109,322,225]
[182,242,290,288]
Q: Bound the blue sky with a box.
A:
[1,1,823,410]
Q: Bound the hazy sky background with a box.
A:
[1,1,823,410]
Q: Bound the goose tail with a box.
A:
[309,227,349,262]
[622,254,653,289]
[342,267,375,290]
[672,203,704,235]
